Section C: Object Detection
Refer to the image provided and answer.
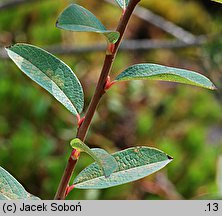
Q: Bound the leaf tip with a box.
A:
[5,43,25,51]
[211,84,217,90]
[167,155,173,160]
[55,20,59,28]
[5,44,13,51]
[70,138,80,148]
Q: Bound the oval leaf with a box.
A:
[73,146,172,189]
[70,138,117,177]
[0,166,40,200]
[56,4,120,44]
[5,43,84,116]
[114,0,129,9]
[115,64,216,90]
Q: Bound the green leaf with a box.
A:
[115,64,216,90]
[70,138,117,177]
[73,146,172,189]
[0,166,40,200]
[5,43,84,116]
[56,4,120,44]
[0,194,9,200]
[114,0,130,9]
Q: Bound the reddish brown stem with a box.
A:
[77,0,140,140]
[54,149,80,199]
[54,0,140,200]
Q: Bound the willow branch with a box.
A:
[54,0,141,200]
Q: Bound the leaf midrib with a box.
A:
[57,23,116,34]
[118,73,201,82]
[74,159,169,185]
[115,68,214,89]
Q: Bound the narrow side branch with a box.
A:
[0,37,207,59]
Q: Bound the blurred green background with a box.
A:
[1,0,222,200]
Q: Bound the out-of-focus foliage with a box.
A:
[1,0,222,200]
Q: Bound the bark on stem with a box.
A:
[54,0,140,200]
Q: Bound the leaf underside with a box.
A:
[0,167,40,200]
[6,43,84,116]
[73,146,172,189]
[115,0,130,9]
[56,4,120,44]
[70,139,117,177]
[115,64,216,90]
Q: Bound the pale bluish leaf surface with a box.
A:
[70,139,117,177]
[0,167,40,200]
[0,194,10,200]
[56,4,120,44]
[115,64,216,90]
[74,147,172,189]
[114,0,130,9]
[6,44,84,116]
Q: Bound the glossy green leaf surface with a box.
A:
[70,139,117,177]
[114,0,130,9]
[0,167,40,200]
[115,64,216,90]
[74,146,172,189]
[56,4,120,43]
[6,44,84,116]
